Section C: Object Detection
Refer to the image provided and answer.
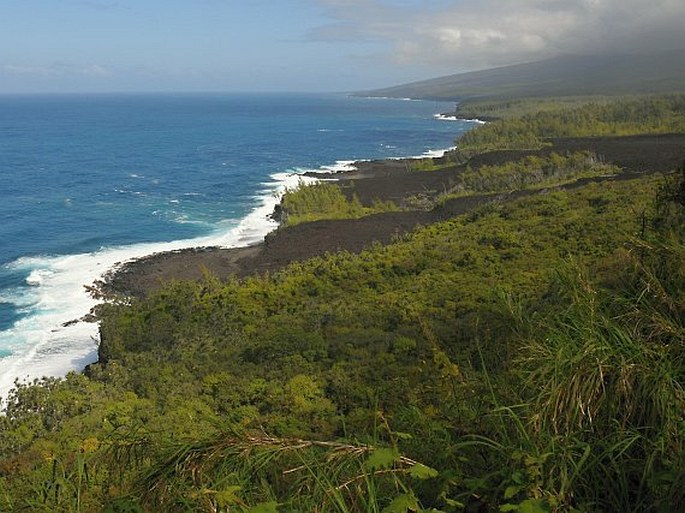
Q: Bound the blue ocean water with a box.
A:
[0,93,474,398]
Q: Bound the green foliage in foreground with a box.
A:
[456,94,685,155]
[280,180,398,225]
[0,169,682,512]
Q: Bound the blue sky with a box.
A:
[1,0,684,93]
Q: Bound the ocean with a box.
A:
[0,92,475,402]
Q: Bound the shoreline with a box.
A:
[0,166,317,403]
[0,93,473,404]
[98,150,450,298]
[101,132,685,301]
[0,131,465,403]
[99,127,476,298]
[4,129,683,403]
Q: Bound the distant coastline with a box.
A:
[100,132,685,303]
[99,142,467,299]
[0,94,471,402]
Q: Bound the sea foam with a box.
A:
[434,114,487,124]
[0,170,316,406]
[0,94,474,407]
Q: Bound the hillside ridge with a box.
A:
[360,51,685,100]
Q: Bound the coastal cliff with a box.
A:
[2,95,684,512]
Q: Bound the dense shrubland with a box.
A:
[456,94,685,155]
[454,96,614,120]
[441,151,619,198]
[280,181,398,225]
[0,96,683,512]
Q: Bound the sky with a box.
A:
[1,0,684,93]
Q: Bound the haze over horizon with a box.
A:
[1,0,685,94]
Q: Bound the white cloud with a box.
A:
[309,0,685,71]
[2,62,112,78]
[2,64,58,76]
[80,64,112,76]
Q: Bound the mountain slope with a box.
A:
[361,52,685,100]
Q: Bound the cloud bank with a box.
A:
[310,0,685,71]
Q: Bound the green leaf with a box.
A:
[409,463,439,480]
[511,470,526,485]
[246,502,280,513]
[504,485,524,499]
[392,430,414,440]
[649,470,678,485]
[382,493,420,513]
[444,497,465,508]
[214,485,243,506]
[499,505,519,512]
[499,499,553,513]
[517,499,552,513]
[365,447,400,470]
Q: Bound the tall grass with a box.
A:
[106,428,437,512]
[107,170,683,512]
[461,255,682,512]
[487,169,685,512]
[519,264,679,436]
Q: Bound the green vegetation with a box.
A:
[408,157,455,172]
[0,96,683,512]
[280,181,398,225]
[454,96,616,120]
[456,94,685,155]
[440,151,619,198]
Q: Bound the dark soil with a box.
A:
[103,134,685,298]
